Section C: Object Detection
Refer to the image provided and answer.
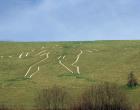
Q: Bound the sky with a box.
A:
[0,0,140,41]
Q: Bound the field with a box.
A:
[0,40,140,108]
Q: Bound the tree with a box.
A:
[127,71,138,88]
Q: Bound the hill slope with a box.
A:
[0,41,140,106]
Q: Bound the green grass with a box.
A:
[0,41,140,107]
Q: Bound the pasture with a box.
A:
[0,41,140,107]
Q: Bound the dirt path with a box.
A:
[40,53,48,57]
[58,56,73,73]
[72,50,83,65]
[24,52,50,78]
[9,56,12,58]
[19,53,23,59]
[86,50,93,53]
[35,50,46,56]
[93,49,98,51]
[58,56,61,60]
[29,66,40,78]
[0,56,3,58]
[26,52,29,57]
[72,50,83,74]
[63,56,65,59]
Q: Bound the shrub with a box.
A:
[0,105,11,110]
[135,104,140,110]
[127,71,138,88]
[0,105,24,110]
[35,86,68,110]
[71,82,132,110]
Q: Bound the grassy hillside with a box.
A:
[0,40,140,107]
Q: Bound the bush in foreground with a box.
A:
[35,86,68,110]
[0,105,10,110]
[0,105,25,110]
[71,82,132,110]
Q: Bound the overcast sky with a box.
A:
[0,0,140,41]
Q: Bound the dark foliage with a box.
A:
[71,82,132,110]
[35,86,68,110]
[127,71,138,88]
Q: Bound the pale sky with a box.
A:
[0,0,140,41]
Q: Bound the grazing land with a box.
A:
[0,41,140,107]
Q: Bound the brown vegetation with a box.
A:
[71,82,132,110]
[35,86,68,110]
[0,82,137,110]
